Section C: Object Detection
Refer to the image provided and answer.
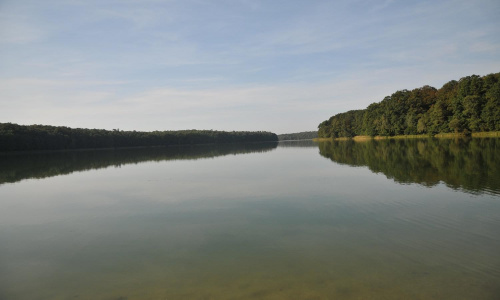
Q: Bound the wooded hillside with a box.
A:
[318,72,500,138]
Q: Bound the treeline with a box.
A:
[0,142,278,185]
[0,123,278,152]
[319,138,500,195]
[278,131,318,141]
[318,72,500,138]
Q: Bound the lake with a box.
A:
[0,138,499,300]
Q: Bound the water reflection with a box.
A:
[318,138,500,195]
[0,138,499,299]
[0,142,278,185]
[277,140,318,148]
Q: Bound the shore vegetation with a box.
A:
[318,72,500,138]
[0,123,278,152]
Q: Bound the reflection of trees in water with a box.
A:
[0,142,278,185]
[278,140,319,148]
[318,138,500,195]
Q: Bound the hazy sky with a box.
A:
[1,0,499,134]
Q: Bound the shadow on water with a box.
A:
[0,142,278,185]
[318,138,500,195]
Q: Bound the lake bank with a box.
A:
[313,131,500,142]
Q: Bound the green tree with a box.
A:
[482,80,500,131]
[462,95,484,131]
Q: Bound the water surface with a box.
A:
[0,139,499,299]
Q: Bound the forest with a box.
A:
[0,123,278,152]
[278,131,318,141]
[318,72,500,138]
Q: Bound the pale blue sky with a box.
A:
[1,0,499,133]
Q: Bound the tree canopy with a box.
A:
[278,131,318,141]
[318,72,500,138]
[0,123,278,152]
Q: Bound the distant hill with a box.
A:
[318,72,500,138]
[278,131,318,141]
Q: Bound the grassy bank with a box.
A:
[314,131,500,141]
[471,131,500,137]
[434,131,500,138]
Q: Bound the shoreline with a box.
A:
[313,131,500,142]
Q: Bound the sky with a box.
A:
[1,0,499,134]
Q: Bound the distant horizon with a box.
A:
[1,0,499,134]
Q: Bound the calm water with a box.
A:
[0,139,499,300]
